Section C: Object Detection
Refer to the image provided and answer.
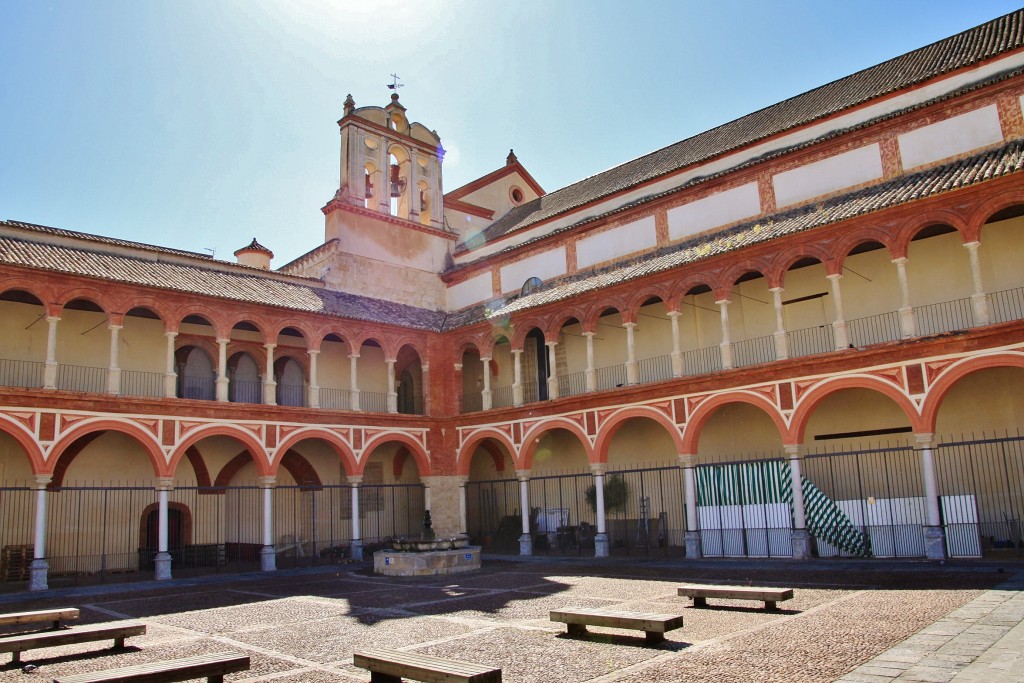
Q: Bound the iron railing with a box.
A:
[637,355,673,383]
[990,286,1024,324]
[682,345,722,375]
[848,311,902,347]
[121,370,164,398]
[462,392,483,413]
[0,359,44,389]
[319,387,352,410]
[596,364,627,390]
[492,385,514,409]
[732,335,776,368]
[180,375,216,401]
[276,383,306,408]
[789,324,835,358]
[915,297,974,337]
[559,371,587,397]
[361,391,388,413]
[55,364,106,393]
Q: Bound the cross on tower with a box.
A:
[387,73,404,91]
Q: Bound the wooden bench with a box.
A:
[52,651,251,682]
[0,621,146,664]
[549,607,684,644]
[0,608,79,631]
[677,583,794,610]
[353,647,501,682]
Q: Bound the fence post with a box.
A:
[154,477,174,580]
[258,476,277,571]
[678,455,702,558]
[915,433,947,560]
[29,475,51,591]
[349,476,363,560]
[517,470,533,556]
[785,445,812,560]
[590,464,609,558]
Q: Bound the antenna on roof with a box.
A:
[387,73,404,91]
[203,247,216,258]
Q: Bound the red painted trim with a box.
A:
[444,198,495,219]
[48,418,166,478]
[789,375,924,443]
[169,425,270,478]
[456,428,517,476]
[519,419,594,470]
[680,392,788,454]
[362,432,431,476]
[920,352,1024,431]
[274,427,359,476]
[592,406,684,463]
[0,413,46,474]
[321,200,458,241]
[445,162,545,200]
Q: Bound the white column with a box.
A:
[623,322,638,384]
[349,476,363,560]
[545,341,559,400]
[827,274,850,349]
[677,455,701,558]
[668,311,684,377]
[258,476,276,571]
[307,349,320,408]
[29,475,51,591]
[215,338,229,401]
[480,356,492,410]
[407,149,420,220]
[457,477,469,537]
[349,353,361,410]
[154,477,173,580]
[916,433,946,559]
[163,331,177,398]
[421,363,430,415]
[517,470,532,555]
[262,343,277,405]
[717,299,734,369]
[512,350,524,406]
[106,324,122,395]
[770,287,790,360]
[584,332,598,391]
[785,445,811,560]
[964,241,991,325]
[43,315,60,389]
[386,358,398,413]
[892,258,917,339]
[591,464,609,558]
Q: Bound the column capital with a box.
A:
[715,298,731,306]
[545,340,558,347]
[216,337,230,345]
[784,444,804,459]
[963,240,981,251]
[264,342,276,350]
[480,356,491,363]
[666,310,682,319]
[32,474,52,489]
[46,314,61,323]
[511,348,523,355]
[589,463,606,476]
[455,475,470,487]
[913,432,935,448]
[307,348,319,356]
[890,256,909,265]
[347,475,364,486]
[768,286,784,294]
[826,272,844,281]
[164,330,178,339]
[107,323,123,331]
[385,357,396,365]
[677,454,697,468]
[454,362,463,371]
[256,476,277,488]
[348,352,360,359]
[515,468,531,481]
[154,477,175,491]
[622,321,637,329]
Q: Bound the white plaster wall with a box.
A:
[773,144,883,208]
[898,105,1003,169]
[499,247,567,294]
[447,272,493,310]
[979,215,1024,293]
[667,182,761,242]
[576,216,657,269]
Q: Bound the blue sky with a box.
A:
[1,1,1021,267]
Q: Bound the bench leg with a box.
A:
[692,596,707,608]
[765,601,777,611]
[10,651,21,664]
[369,672,402,683]
[113,637,126,650]
[645,631,665,645]
[566,623,588,638]
[208,676,224,683]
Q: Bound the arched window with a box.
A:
[522,277,542,296]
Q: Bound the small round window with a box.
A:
[510,187,525,204]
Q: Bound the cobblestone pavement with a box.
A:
[0,557,1019,682]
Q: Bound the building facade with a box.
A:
[3,11,1024,591]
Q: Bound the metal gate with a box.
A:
[465,478,520,554]
[527,472,593,556]
[604,466,687,557]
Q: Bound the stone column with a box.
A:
[29,475,51,591]
[106,324,122,395]
[307,349,320,408]
[163,331,178,398]
[668,311,684,377]
[154,477,174,580]
[480,357,492,411]
[421,363,430,415]
[915,433,946,560]
[624,322,638,385]
[785,445,811,559]
[386,358,398,413]
[678,455,702,558]
[545,341,559,400]
[457,476,469,537]
[591,464,609,558]
[892,258,917,339]
[349,476,363,560]
[512,350,524,406]
[517,470,533,555]
[964,241,991,325]
[584,332,597,391]
[827,274,850,349]
[258,476,276,571]
[215,338,229,402]
[770,287,790,360]
[262,343,277,405]
[43,316,60,389]
[349,353,361,411]
[716,299,734,370]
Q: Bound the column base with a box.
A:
[350,539,363,561]
[29,558,48,591]
[260,545,277,571]
[924,525,947,560]
[519,533,533,556]
[791,529,812,559]
[594,533,609,558]
[154,552,172,580]
[684,531,702,558]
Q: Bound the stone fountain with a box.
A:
[373,510,481,576]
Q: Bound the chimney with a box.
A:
[234,238,274,270]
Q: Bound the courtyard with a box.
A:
[0,557,1019,682]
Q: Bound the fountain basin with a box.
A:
[374,546,481,576]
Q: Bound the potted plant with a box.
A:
[585,474,629,515]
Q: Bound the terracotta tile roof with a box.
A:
[450,139,1024,328]
[0,223,446,331]
[5,221,214,259]
[464,9,1024,251]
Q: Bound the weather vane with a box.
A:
[387,73,404,91]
